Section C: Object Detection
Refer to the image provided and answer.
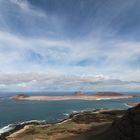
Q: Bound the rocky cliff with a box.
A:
[93,103,140,140]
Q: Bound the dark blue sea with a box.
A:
[0,92,140,134]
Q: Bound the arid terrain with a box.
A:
[9,92,133,101]
[5,109,126,140]
[3,103,140,140]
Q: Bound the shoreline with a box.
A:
[0,117,72,139]
[0,108,125,140]
[125,102,139,108]
[0,121,43,139]
[0,109,97,140]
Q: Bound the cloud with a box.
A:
[0,73,139,91]
[0,30,140,82]
[0,0,139,91]
[10,0,47,17]
[128,84,140,90]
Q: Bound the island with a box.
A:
[9,92,133,101]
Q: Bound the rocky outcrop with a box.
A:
[95,103,140,140]
[74,91,87,96]
[70,110,125,124]
[9,94,29,100]
[95,92,124,96]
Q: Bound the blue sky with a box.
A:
[0,0,140,91]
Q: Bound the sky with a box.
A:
[0,0,140,92]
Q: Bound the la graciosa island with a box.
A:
[9,92,133,101]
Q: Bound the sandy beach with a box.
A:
[9,94,133,101]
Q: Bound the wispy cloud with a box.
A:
[0,31,140,79]
[10,0,47,17]
[0,0,139,91]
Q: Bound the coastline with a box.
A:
[124,102,139,108]
[0,120,47,139]
[0,117,71,140]
[0,110,93,139]
[1,93,136,140]
[0,108,126,140]
[0,108,104,137]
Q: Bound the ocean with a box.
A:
[0,92,140,135]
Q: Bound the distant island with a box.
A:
[9,92,133,101]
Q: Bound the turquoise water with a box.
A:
[0,93,140,128]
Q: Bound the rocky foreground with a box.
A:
[95,103,140,140]
[0,109,125,140]
[1,103,140,140]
